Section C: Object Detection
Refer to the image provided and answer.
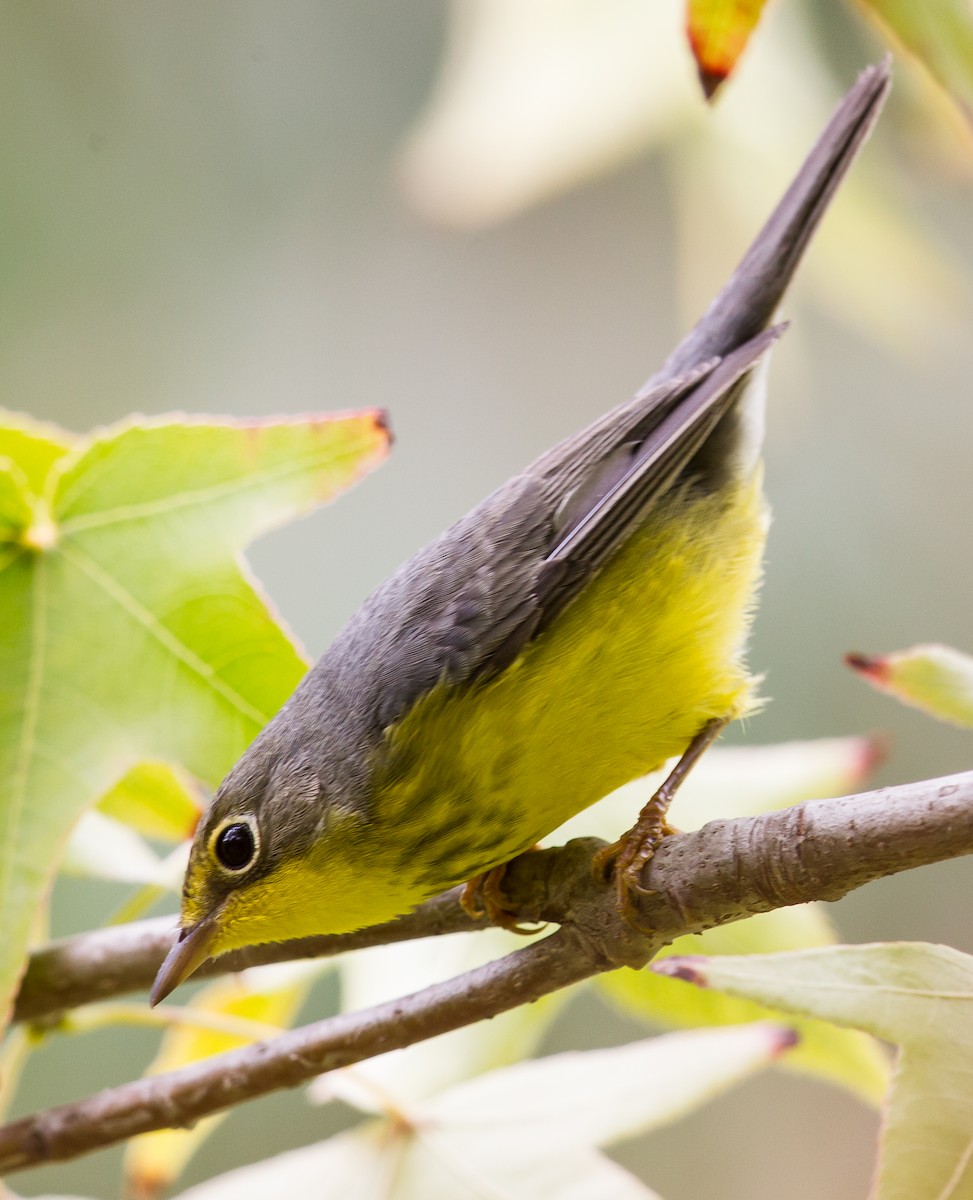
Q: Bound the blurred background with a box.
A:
[4,1,973,1197]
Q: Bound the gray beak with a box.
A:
[149,907,222,1006]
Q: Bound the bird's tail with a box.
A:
[654,57,892,384]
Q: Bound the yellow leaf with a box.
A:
[855,0,973,133]
[686,0,772,98]
[125,962,327,1197]
[97,762,203,843]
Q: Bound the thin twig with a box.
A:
[13,885,484,1025]
[0,930,596,1172]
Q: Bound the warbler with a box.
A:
[152,62,890,1004]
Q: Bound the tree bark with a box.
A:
[2,769,972,1172]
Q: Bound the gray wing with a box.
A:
[286,61,889,768]
[319,329,774,743]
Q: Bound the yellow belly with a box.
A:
[216,470,769,948]
[372,470,768,895]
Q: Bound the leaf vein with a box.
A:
[58,543,271,729]
[0,556,48,941]
[938,1129,973,1199]
[56,444,369,536]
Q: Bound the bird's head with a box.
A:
[149,740,366,1005]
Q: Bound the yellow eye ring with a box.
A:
[209,816,260,874]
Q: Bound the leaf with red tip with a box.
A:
[561,737,890,1103]
[686,0,772,99]
[846,642,973,727]
[656,943,973,1200]
[603,908,890,1103]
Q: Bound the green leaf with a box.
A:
[656,943,973,1200]
[0,410,389,1031]
[685,0,771,99]
[175,1025,790,1200]
[855,0,973,128]
[847,643,973,727]
[0,415,74,568]
[0,459,34,550]
[0,410,74,495]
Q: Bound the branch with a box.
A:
[16,768,973,1024]
[14,886,485,1025]
[3,769,972,1172]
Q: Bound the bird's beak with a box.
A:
[150,906,223,1006]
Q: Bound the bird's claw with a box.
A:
[593,807,680,933]
[461,860,545,935]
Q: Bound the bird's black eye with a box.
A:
[214,822,256,871]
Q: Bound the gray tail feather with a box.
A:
[652,57,892,385]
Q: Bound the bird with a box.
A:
[151,61,891,1005]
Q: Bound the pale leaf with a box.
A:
[176,1026,787,1200]
[847,643,973,728]
[316,928,566,1108]
[125,960,330,1196]
[656,943,973,1200]
[61,810,169,887]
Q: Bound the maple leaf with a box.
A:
[0,408,389,1031]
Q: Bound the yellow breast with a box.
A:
[374,470,768,894]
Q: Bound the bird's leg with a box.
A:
[460,851,546,935]
[593,717,728,928]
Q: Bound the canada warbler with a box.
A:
[152,62,890,1004]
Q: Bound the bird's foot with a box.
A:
[460,854,546,935]
[594,717,727,932]
[592,805,680,933]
